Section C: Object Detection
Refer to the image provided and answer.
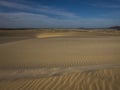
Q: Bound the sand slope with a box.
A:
[0,36,120,67]
[0,31,120,90]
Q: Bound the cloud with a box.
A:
[0,12,120,28]
[0,0,79,18]
[89,3,120,8]
[0,0,120,28]
[0,12,80,28]
[0,12,56,28]
[100,11,120,18]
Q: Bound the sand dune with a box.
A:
[0,30,120,90]
[0,36,120,67]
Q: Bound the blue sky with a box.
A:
[0,0,120,28]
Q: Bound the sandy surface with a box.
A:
[0,68,119,90]
[0,36,120,67]
[0,30,120,90]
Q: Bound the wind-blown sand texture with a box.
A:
[0,29,120,90]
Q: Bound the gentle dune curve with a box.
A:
[0,36,120,68]
[0,31,120,90]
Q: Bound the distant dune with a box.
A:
[0,29,120,90]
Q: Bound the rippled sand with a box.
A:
[0,68,119,90]
[0,30,120,90]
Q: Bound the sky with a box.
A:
[0,0,120,28]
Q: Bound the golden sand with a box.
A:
[0,30,120,90]
[0,68,119,90]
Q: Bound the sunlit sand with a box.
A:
[0,29,120,90]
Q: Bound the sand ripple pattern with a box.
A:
[0,64,119,80]
[0,68,119,90]
[0,33,120,90]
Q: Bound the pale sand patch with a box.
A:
[36,32,78,38]
[0,64,119,80]
[36,32,65,38]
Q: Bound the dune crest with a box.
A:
[36,33,65,38]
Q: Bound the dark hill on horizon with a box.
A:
[0,26,120,30]
[109,26,120,30]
